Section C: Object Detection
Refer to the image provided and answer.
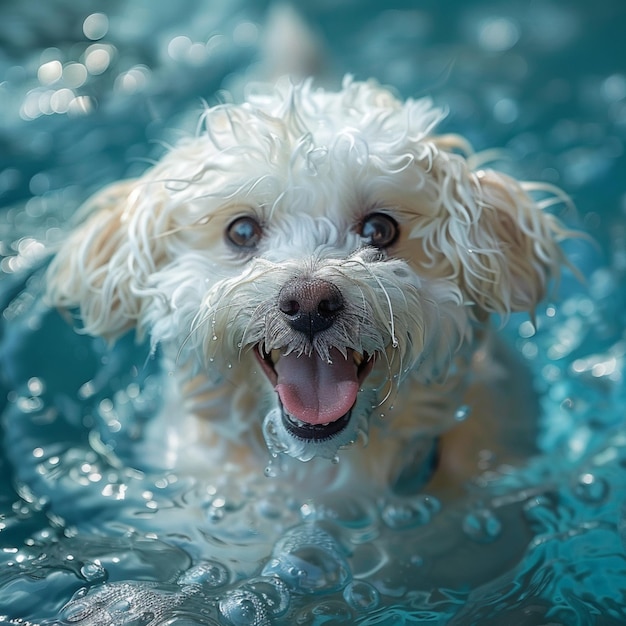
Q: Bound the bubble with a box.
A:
[477,17,520,52]
[28,175,48,200]
[262,525,350,594]
[381,495,440,530]
[343,580,380,612]
[63,62,89,88]
[50,88,76,114]
[351,542,388,579]
[295,600,353,625]
[80,561,107,583]
[493,98,519,124]
[178,560,230,588]
[38,60,63,85]
[218,590,271,626]
[244,577,290,617]
[78,381,96,399]
[16,395,43,413]
[83,13,109,40]
[233,21,259,47]
[573,472,609,504]
[168,36,193,62]
[114,65,151,95]
[205,505,225,522]
[301,494,377,532]
[27,377,45,396]
[462,509,502,543]
[84,44,113,75]
[264,459,279,478]
[602,73,626,103]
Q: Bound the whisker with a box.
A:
[347,257,399,349]
[237,301,269,360]
[176,306,215,365]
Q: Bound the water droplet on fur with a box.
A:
[343,580,380,611]
[462,509,502,543]
[454,404,471,422]
[573,472,609,503]
[212,335,218,341]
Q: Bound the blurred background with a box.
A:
[1,0,624,246]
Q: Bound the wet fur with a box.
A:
[46,77,572,493]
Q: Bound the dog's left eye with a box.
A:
[359,213,399,248]
[226,216,262,249]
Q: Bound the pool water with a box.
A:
[1,1,626,624]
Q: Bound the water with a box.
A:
[1,0,626,624]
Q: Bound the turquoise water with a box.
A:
[1,1,626,624]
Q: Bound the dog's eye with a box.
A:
[226,216,262,249]
[359,213,399,248]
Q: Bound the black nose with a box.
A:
[278,278,344,339]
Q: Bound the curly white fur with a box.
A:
[46,76,572,489]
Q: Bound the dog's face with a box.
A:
[47,78,567,463]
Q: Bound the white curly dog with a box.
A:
[46,77,571,495]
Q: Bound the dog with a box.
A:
[45,76,572,496]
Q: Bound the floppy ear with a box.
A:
[415,150,571,320]
[459,168,569,318]
[45,179,154,340]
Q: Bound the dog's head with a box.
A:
[46,77,569,462]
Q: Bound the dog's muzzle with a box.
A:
[254,277,376,453]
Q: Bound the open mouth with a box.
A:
[254,345,375,442]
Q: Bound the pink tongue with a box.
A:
[274,348,359,425]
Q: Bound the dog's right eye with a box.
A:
[226,216,262,249]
